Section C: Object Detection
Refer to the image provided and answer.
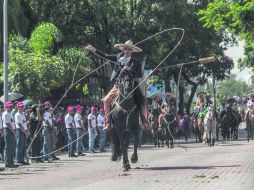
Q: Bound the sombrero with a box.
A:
[197,92,207,98]
[164,92,174,96]
[226,97,236,104]
[114,40,142,52]
[150,93,161,99]
[247,90,254,98]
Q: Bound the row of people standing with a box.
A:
[0,102,30,168]
[64,105,106,156]
[0,100,106,169]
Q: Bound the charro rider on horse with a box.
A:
[85,40,148,130]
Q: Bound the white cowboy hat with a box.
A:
[114,40,142,52]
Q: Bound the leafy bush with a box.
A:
[29,23,63,55]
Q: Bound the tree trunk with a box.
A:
[162,71,172,93]
[179,84,185,114]
[186,84,198,114]
[182,70,206,114]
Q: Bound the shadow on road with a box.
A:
[138,165,241,171]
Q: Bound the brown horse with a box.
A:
[245,108,254,142]
[194,115,204,143]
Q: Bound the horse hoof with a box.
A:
[123,164,130,172]
[131,154,138,163]
[127,163,131,170]
[111,154,120,162]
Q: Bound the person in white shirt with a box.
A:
[42,101,54,162]
[88,106,97,153]
[2,102,18,168]
[15,102,29,165]
[0,106,3,163]
[0,108,3,170]
[65,106,77,157]
[74,105,86,156]
[97,108,106,152]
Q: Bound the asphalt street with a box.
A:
[0,128,253,190]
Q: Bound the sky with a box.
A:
[225,41,252,84]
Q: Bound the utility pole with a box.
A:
[3,0,9,103]
[212,75,217,110]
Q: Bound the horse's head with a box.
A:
[206,105,216,119]
[163,104,175,122]
[118,66,135,97]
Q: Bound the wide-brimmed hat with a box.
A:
[150,93,161,99]
[164,92,175,97]
[247,91,254,98]
[226,97,236,104]
[114,40,142,52]
[197,92,207,98]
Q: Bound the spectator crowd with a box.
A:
[0,101,106,169]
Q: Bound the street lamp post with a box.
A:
[3,0,9,103]
[159,57,215,112]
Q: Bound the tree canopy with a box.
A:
[199,0,254,70]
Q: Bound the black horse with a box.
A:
[110,67,143,171]
[149,114,158,147]
[221,107,241,141]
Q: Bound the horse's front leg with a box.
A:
[131,127,138,163]
[122,131,131,171]
[110,128,121,161]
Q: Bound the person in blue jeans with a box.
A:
[15,102,30,165]
[74,105,86,156]
[2,102,19,168]
[97,108,106,152]
[65,106,77,157]
[88,106,97,153]
[42,101,54,162]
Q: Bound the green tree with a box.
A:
[4,23,92,101]
[217,77,251,100]
[29,22,63,54]
[199,0,254,70]
[0,0,37,61]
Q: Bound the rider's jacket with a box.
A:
[94,50,143,83]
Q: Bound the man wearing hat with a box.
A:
[65,106,77,157]
[74,105,86,156]
[2,102,18,168]
[88,106,97,153]
[85,40,148,130]
[97,108,106,152]
[15,102,30,165]
[42,101,54,162]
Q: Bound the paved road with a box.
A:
[0,129,254,190]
